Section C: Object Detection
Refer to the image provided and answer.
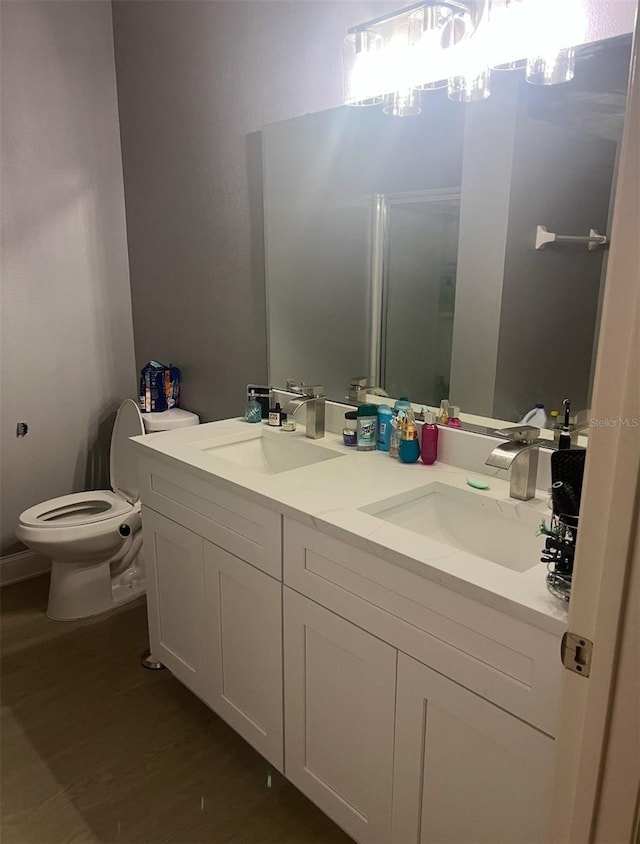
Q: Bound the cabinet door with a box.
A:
[142,506,211,703]
[204,541,283,771]
[393,652,555,844]
[284,587,396,844]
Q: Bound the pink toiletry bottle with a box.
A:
[421,411,439,465]
[447,405,461,428]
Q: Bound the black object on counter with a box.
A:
[558,397,573,451]
[551,448,586,508]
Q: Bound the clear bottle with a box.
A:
[343,411,358,446]
[438,399,449,425]
[389,415,401,458]
[549,410,562,441]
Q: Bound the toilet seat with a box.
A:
[18,398,146,537]
[18,490,133,529]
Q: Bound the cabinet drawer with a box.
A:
[284,518,561,736]
[139,455,282,578]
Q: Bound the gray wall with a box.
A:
[111,0,396,421]
[0,1,136,555]
[449,84,520,417]
[493,117,616,422]
[112,0,635,425]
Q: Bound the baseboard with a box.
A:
[0,550,51,587]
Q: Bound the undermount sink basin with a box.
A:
[199,432,344,475]
[361,482,541,573]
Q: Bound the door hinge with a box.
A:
[561,632,593,677]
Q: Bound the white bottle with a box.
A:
[519,403,547,428]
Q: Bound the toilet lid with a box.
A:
[110,399,145,504]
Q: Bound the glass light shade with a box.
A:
[491,58,527,71]
[408,5,455,90]
[383,89,422,117]
[448,69,491,103]
[343,30,384,106]
[485,0,528,69]
[526,48,575,85]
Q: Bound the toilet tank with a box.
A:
[141,408,200,433]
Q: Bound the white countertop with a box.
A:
[131,418,568,635]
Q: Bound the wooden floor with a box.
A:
[1,576,352,844]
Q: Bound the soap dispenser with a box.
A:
[399,411,420,464]
[244,391,262,423]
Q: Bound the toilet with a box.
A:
[16,400,199,620]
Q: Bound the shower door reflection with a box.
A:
[379,191,461,406]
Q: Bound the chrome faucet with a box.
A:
[485,425,543,501]
[286,387,326,439]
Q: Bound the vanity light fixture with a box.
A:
[342,0,587,112]
[383,88,423,116]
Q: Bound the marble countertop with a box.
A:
[131,418,568,635]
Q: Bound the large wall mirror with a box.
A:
[263,34,631,424]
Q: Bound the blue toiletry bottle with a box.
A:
[399,413,420,463]
[394,397,412,414]
[377,405,393,451]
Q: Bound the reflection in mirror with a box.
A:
[382,191,460,406]
[263,35,631,425]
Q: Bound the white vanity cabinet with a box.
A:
[135,444,564,844]
[139,458,284,771]
[283,517,561,844]
[283,587,397,844]
[392,653,554,844]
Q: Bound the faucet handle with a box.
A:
[302,385,325,398]
[495,425,540,443]
[286,381,325,398]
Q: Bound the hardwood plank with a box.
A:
[1,576,352,844]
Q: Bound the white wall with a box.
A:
[0,1,136,554]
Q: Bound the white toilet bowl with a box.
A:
[16,400,199,620]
